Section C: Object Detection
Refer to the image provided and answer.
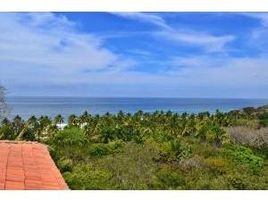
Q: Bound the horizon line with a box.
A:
[6,95,268,100]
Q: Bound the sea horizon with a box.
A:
[5,96,268,120]
[7,95,268,99]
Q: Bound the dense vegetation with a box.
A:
[0,105,268,189]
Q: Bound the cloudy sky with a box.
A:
[0,12,267,98]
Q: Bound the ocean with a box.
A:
[6,97,268,120]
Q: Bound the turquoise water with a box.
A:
[6,97,268,119]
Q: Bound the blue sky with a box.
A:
[0,12,267,98]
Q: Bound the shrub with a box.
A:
[88,140,124,157]
[196,122,229,146]
[151,129,175,143]
[226,174,248,189]
[223,145,264,173]
[116,124,145,144]
[51,127,87,146]
[224,170,266,189]
[150,167,185,189]
[204,157,231,174]
[108,139,125,149]
[192,141,221,158]
[259,112,268,127]
[20,129,36,141]
[0,124,16,140]
[156,138,192,162]
[97,125,116,143]
[57,158,73,172]
[63,164,112,189]
[179,156,205,171]
[226,126,268,149]
[89,143,112,157]
[94,142,159,189]
[182,169,215,189]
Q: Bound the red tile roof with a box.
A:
[0,140,68,190]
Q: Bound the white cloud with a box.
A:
[0,13,135,81]
[168,54,268,88]
[112,12,234,53]
[242,13,268,27]
[64,53,268,98]
[112,12,170,30]
[0,13,267,98]
[171,55,226,68]
[239,13,268,53]
[155,30,234,52]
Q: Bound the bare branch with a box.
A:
[0,85,9,119]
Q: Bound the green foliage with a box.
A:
[96,122,145,144]
[19,129,36,141]
[51,127,87,146]
[226,174,248,189]
[223,145,264,173]
[94,142,159,189]
[57,158,74,172]
[0,124,16,140]
[196,121,229,146]
[88,144,111,156]
[224,170,268,190]
[192,141,220,158]
[88,140,124,157]
[204,157,232,174]
[259,112,268,127]
[1,104,268,190]
[150,167,185,189]
[63,164,112,189]
[151,130,174,143]
[156,138,192,162]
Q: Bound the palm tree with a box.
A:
[117,110,125,119]
[1,117,10,125]
[15,122,29,141]
[13,115,24,135]
[68,114,77,126]
[54,114,64,124]
[80,111,90,123]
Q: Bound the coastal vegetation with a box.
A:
[0,102,267,189]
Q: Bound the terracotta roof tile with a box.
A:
[0,140,68,190]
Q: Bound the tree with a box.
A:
[54,114,64,124]
[68,114,78,126]
[0,85,8,119]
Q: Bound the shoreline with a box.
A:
[5,97,268,120]
[3,104,268,122]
